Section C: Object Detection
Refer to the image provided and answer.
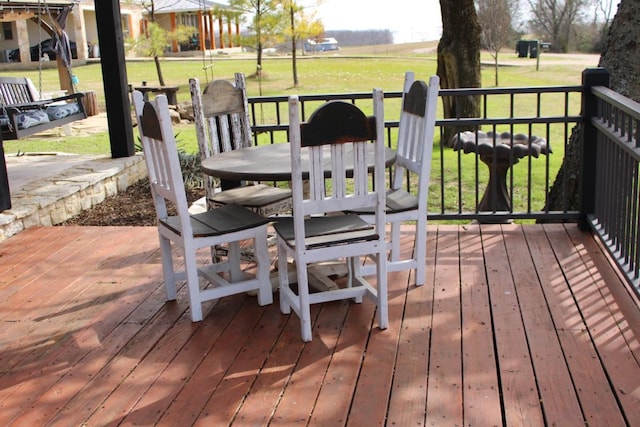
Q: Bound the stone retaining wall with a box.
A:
[0,154,147,241]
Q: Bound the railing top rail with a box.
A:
[248,85,584,104]
[592,85,640,120]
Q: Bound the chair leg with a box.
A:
[375,252,388,330]
[184,249,204,322]
[158,234,177,301]
[414,220,427,286]
[389,221,402,262]
[227,241,242,283]
[296,262,313,342]
[277,241,291,314]
[348,257,364,303]
[254,228,273,306]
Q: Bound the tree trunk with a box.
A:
[543,0,640,217]
[290,6,298,87]
[154,55,165,86]
[437,0,482,147]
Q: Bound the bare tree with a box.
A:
[277,0,323,87]
[477,0,516,86]
[135,0,194,86]
[230,0,280,77]
[527,0,586,52]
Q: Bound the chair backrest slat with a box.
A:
[392,73,440,201]
[132,91,192,234]
[288,91,385,224]
[190,73,254,203]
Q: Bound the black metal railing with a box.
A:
[247,69,640,296]
[585,77,640,295]
[247,84,583,223]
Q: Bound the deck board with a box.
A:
[0,224,638,426]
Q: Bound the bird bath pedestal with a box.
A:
[452,131,551,222]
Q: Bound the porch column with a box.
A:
[0,135,10,211]
[170,12,178,52]
[218,15,224,48]
[197,10,205,52]
[206,12,214,49]
[71,6,88,60]
[94,0,135,158]
[15,19,30,63]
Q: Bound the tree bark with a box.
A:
[437,0,482,146]
[543,0,640,217]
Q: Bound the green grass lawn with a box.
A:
[0,43,593,218]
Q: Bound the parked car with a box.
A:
[9,39,78,62]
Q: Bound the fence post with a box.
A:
[579,68,609,230]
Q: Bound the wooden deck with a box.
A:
[0,224,638,426]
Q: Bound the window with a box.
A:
[121,15,131,38]
[2,22,13,40]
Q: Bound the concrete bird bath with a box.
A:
[451,130,551,220]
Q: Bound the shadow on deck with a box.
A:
[0,224,638,425]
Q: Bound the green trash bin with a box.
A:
[516,40,529,57]
[529,40,539,58]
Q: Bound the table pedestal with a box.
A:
[478,155,517,215]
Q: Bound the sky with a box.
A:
[301,0,443,44]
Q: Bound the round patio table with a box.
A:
[201,143,397,182]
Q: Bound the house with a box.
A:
[304,37,339,53]
[0,0,242,63]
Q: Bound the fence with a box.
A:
[247,83,583,222]
[585,70,640,294]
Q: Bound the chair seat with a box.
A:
[347,189,419,215]
[160,203,270,237]
[273,214,377,249]
[210,184,292,209]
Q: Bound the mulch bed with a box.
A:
[59,178,205,226]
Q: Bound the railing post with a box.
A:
[579,68,609,230]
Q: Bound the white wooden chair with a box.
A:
[355,72,439,286]
[190,73,292,216]
[273,90,388,342]
[132,91,273,322]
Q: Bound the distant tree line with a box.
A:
[324,30,394,46]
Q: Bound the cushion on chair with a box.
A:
[273,214,378,249]
[46,102,81,121]
[160,203,270,238]
[0,115,9,128]
[15,110,49,129]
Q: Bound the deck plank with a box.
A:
[0,224,637,426]
[482,224,545,426]
[425,225,463,425]
[385,228,435,426]
[459,224,502,426]
[523,225,626,426]
[504,224,585,426]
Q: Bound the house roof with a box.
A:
[151,0,232,14]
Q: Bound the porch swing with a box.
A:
[0,0,86,140]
